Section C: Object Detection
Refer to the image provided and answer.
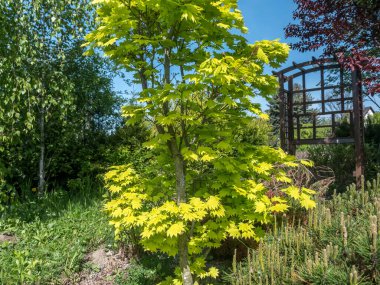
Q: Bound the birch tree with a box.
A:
[0,0,117,199]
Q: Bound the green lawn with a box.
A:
[0,188,113,284]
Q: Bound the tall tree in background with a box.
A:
[285,0,380,95]
[0,0,119,198]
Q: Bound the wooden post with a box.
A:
[351,67,365,188]
[321,66,325,113]
[278,73,286,150]
[287,78,296,155]
[340,66,345,112]
[302,72,306,114]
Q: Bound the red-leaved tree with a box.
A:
[286,0,380,95]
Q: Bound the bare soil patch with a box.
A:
[63,245,129,285]
[0,233,17,244]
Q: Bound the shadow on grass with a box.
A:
[1,176,107,223]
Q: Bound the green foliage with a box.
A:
[86,0,316,283]
[118,260,159,285]
[115,254,175,285]
[105,118,152,171]
[0,185,113,284]
[0,0,121,201]
[236,119,274,146]
[225,175,380,284]
[307,144,356,192]
[307,118,380,192]
[367,113,380,125]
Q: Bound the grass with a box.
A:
[0,181,113,285]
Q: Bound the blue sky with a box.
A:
[239,0,319,65]
[113,0,321,108]
[239,0,321,108]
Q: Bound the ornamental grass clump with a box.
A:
[227,175,380,284]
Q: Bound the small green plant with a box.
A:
[0,181,113,284]
[12,250,41,284]
[115,254,175,285]
[225,175,380,284]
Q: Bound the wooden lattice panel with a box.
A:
[274,58,365,185]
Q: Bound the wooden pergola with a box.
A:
[274,58,365,185]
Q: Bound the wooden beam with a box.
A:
[287,78,295,154]
[292,84,347,94]
[295,137,355,145]
[293,97,353,106]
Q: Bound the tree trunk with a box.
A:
[164,46,193,285]
[38,106,45,195]
[179,234,193,285]
[173,150,193,285]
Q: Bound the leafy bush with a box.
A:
[104,121,151,171]
[236,118,274,146]
[225,175,380,284]
[306,118,380,193]
[306,144,355,192]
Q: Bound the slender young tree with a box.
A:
[86,1,316,284]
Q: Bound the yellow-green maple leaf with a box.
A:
[255,201,266,213]
[300,193,316,209]
[269,203,289,213]
[283,186,300,199]
[208,267,219,278]
[167,222,185,237]
[206,196,220,210]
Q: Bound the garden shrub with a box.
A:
[305,116,380,193]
